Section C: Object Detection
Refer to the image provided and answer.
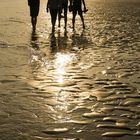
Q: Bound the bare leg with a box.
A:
[72,12,76,30]
[50,9,58,32]
[64,7,67,29]
[79,13,85,29]
[31,17,37,31]
[52,16,55,32]
[58,9,62,27]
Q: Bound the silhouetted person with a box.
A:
[28,0,40,31]
[58,0,69,29]
[47,0,60,32]
[69,0,87,30]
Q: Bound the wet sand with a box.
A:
[0,0,140,140]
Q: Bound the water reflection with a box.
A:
[30,31,40,70]
[49,32,76,122]
[57,30,68,49]
[29,31,48,77]
[28,30,77,123]
[53,91,70,123]
[71,30,89,48]
[49,31,75,84]
[54,53,73,84]
[31,31,39,50]
[49,32,57,53]
[49,30,68,53]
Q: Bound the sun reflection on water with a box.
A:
[52,53,75,122]
[54,52,74,84]
[55,53,73,68]
[29,49,77,122]
[54,91,70,123]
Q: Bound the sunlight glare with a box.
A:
[55,53,72,68]
[54,53,73,84]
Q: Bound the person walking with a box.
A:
[58,0,69,29]
[47,0,60,32]
[28,0,40,31]
[69,0,87,30]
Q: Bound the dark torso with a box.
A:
[73,0,82,10]
[73,0,81,7]
[28,0,40,7]
[28,0,40,17]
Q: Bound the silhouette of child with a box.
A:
[69,0,87,30]
[28,0,40,31]
[58,0,69,29]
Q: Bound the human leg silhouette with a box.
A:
[64,6,68,29]
[79,12,85,29]
[50,9,58,32]
[58,8,62,28]
[72,11,77,30]
[31,17,37,31]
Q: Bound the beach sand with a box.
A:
[0,0,140,140]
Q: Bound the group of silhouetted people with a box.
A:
[28,0,88,32]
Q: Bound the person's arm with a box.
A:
[69,0,72,6]
[46,0,49,12]
[28,0,30,6]
[69,0,73,12]
[82,0,86,10]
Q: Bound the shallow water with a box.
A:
[0,0,140,140]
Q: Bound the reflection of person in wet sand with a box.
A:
[30,31,47,68]
[49,33,58,53]
[71,30,89,48]
[47,0,60,32]
[50,33,57,48]
[58,0,69,29]
[30,31,40,69]
[28,0,40,31]
[69,0,87,30]
[49,30,68,53]
[31,31,39,49]
[57,30,68,49]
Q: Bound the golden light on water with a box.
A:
[55,53,72,68]
[29,49,76,122]
[54,52,73,84]
[53,53,75,122]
